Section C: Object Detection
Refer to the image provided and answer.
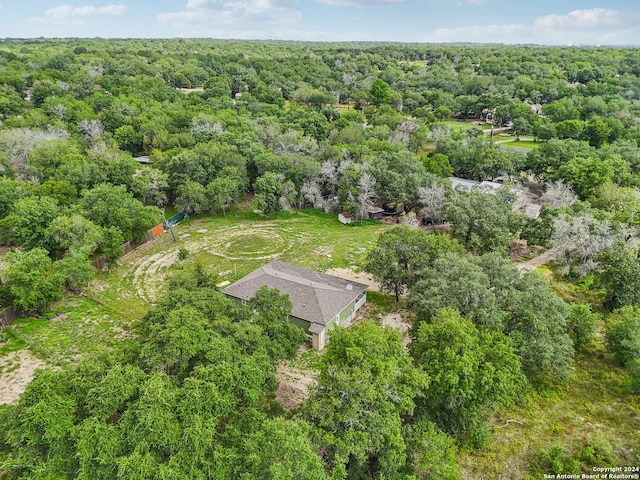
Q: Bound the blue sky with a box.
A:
[1,0,639,45]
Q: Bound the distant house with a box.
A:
[449,177,479,192]
[223,261,368,350]
[449,177,523,198]
[339,207,384,224]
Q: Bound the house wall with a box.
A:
[312,330,326,350]
[288,315,311,334]
[338,298,356,324]
[336,292,366,326]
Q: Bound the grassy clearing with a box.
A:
[0,295,132,365]
[438,119,492,132]
[90,208,391,312]
[503,140,541,150]
[0,208,392,366]
[459,347,640,479]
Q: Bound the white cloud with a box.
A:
[534,8,639,30]
[315,0,406,6]
[424,8,640,45]
[44,4,128,20]
[157,0,301,33]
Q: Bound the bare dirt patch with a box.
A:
[275,345,318,411]
[381,313,411,345]
[325,267,379,292]
[0,350,46,405]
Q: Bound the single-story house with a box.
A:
[449,177,479,192]
[222,261,368,351]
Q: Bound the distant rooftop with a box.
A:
[449,177,523,197]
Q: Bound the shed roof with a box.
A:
[222,261,367,328]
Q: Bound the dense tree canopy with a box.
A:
[411,308,527,446]
[1,37,640,478]
[443,189,521,255]
[305,321,429,478]
[0,268,318,479]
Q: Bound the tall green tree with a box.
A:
[305,321,428,479]
[443,190,521,255]
[254,172,294,217]
[366,227,464,301]
[411,308,527,446]
[1,248,64,313]
[247,286,305,360]
[369,78,392,106]
[606,307,640,391]
[506,272,574,382]
[556,156,614,199]
[566,303,599,353]
[408,253,504,330]
[54,252,96,289]
[6,195,59,251]
[81,184,161,242]
[175,179,207,214]
[599,244,640,311]
[206,175,242,216]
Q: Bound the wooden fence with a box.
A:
[0,305,21,330]
[91,222,165,271]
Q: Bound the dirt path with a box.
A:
[516,247,559,273]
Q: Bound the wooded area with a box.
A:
[0,39,639,479]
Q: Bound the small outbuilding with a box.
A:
[338,212,353,224]
[222,261,368,351]
[367,206,385,220]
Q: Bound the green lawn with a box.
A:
[0,295,135,365]
[501,140,541,150]
[438,119,492,132]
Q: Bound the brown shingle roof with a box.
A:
[222,261,367,328]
